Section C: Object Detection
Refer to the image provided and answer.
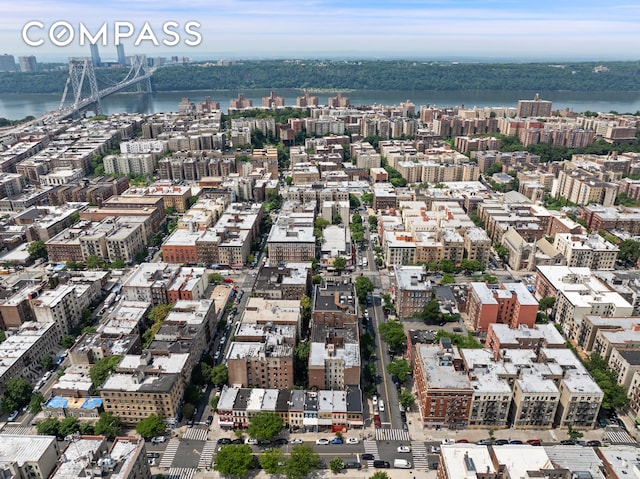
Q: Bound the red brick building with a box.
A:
[467,282,538,333]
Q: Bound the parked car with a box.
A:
[586,440,602,447]
[430,446,441,453]
[291,438,304,444]
[346,437,359,444]
[378,400,385,412]
[206,415,213,426]
[476,440,491,445]
[456,439,469,444]
[560,440,576,445]
[373,460,391,469]
[394,459,412,469]
[344,462,362,469]
[245,438,259,445]
[494,439,509,445]
[7,410,19,422]
[274,438,288,445]
[526,439,542,446]
[509,440,523,445]
[397,445,411,453]
[315,438,330,445]
[441,439,455,445]
[330,437,343,445]
[232,438,244,444]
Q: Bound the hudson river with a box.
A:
[2,89,640,120]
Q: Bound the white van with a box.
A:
[394,459,412,469]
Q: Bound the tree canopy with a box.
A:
[285,444,321,479]
[27,240,48,259]
[399,388,416,410]
[584,354,629,410]
[214,444,254,478]
[135,414,165,439]
[247,412,284,441]
[2,377,32,412]
[387,359,411,383]
[378,321,406,351]
[354,276,374,304]
[260,449,287,475]
[89,355,121,388]
[211,364,229,387]
[333,256,347,272]
[94,412,122,439]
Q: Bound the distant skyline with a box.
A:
[2,0,640,62]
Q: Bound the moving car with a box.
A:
[373,460,391,469]
[206,415,213,426]
[7,410,19,422]
[397,445,411,453]
[346,437,359,444]
[151,436,166,444]
[315,438,330,445]
[361,453,375,460]
[430,446,441,453]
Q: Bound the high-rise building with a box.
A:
[0,53,16,71]
[90,44,101,67]
[116,44,126,66]
[18,55,37,72]
[517,93,552,117]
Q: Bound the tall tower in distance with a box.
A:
[517,93,552,118]
[116,44,126,66]
[18,55,38,72]
[90,44,101,67]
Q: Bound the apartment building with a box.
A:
[413,341,473,428]
[463,227,491,265]
[253,263,311,300]
[122,262,180,305]
[466,282,538,332]
[461,349,512,428]
[227,338,294,389]
[242,297,302,338]
[485,323,565,360]
[535,266,633,339]
[267,213,316,264]
[308,320,360,390]
[166,266,208,302]
[103,153,155,176]
[553,233,618,269]
[554,169,618,207]
[0,322,60,395]
[582,205,640,235]
[394,266,433,319]
[0,435,60,479]
[517,94,552,117]
[575,315,640,353]
[32,284,82,336]
[607,348,640,390]
[123,184,192,213]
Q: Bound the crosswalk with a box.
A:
[605,426,636,445]
[1,426,32,435]
[362,439,379,468]
[166,467,196,479]
[159,438,180,468]
[198,440,216,469]
[411,441,430,470]
[375,428,410,442]
[182,427,209,441]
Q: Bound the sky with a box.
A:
[2,0,640,62]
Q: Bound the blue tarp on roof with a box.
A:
[45,396,68,409]
[81,397,103,409]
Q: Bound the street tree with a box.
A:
[329,457,344,473]
[136,414,166,439]
[182,403,195,420]
[387,359,411,383]
[208,273,224,284]
[349,194,361,208]
[247,412,284,441]
[440,274,455,285]
[94,412,122,439]
[285,444,321,479]
[27,240,48,259]
[214,444,254,478]
[211,364,229,387]
[371,473,391,479]
[29,392,45,414]
[260,449,286,475]
[399,388,416,410]
[567,425,584,440]
[378,321,405,351]
[2,377,32,412]
[354,276,374,304]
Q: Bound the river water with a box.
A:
[1,88,640,120]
